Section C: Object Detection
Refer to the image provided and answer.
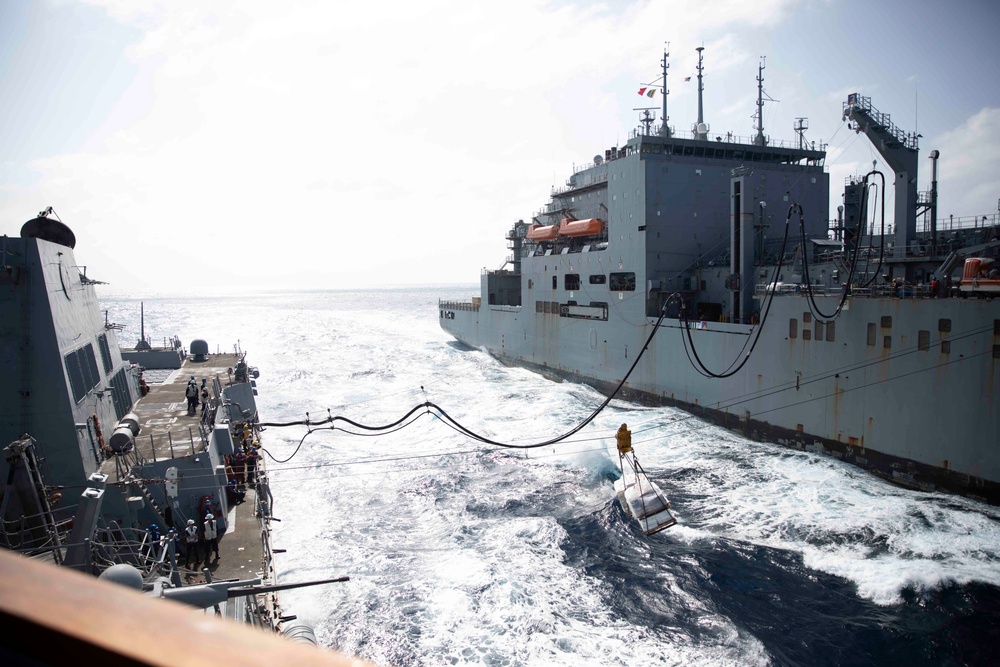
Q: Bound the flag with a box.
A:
[637,87,647,96]
[684,76,691,82]
[646,88,656,98]
[847,92,858,105]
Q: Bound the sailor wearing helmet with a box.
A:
[203,513,220,561]
[183,518,200,569]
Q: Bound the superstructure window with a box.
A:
[565,274,580,291]
[609,272,636,291]
[98,334,113,373]
[64,343,100,403]
[589,275,606,285]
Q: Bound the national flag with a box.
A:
[637,87,648,96]
[646,88,656,97]
[684,76,691,82]
[847,92,858,105]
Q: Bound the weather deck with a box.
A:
[104,354,274,588]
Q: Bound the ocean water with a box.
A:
[102,287,1000,667]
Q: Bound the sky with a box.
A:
[1,0,998,292]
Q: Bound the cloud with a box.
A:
[932,107,1000,220]
[4,0,843,290]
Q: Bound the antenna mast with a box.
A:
[695,46,706,140]
[660,43,671,137]
[754,57,767,146]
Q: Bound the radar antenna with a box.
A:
[794,117,809,149]
[633,107,657,136]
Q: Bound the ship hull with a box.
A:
[441,292,1000,503]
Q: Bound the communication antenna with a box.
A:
[694,46,707,140]
[794,117,809,149]
[660,43,671,137]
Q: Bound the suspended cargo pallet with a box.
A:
[613,424,677,535]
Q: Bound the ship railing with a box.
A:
[138,423,209,461]
[438,299,480,312]
[754,282,945,299]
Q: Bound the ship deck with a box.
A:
[102,354,274,587]
[116,353,241,466]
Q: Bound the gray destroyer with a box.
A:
[0,211,343,659]
[439,48,1000,503]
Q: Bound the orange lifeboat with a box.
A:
[558,218,604,237]
[960,257,1000,294]
[526,224,560,241]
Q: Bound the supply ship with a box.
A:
[439,48,1000,503]
[0,211,352,663]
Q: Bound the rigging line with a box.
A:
[258,301,677,450]
[800,170,885,323]
[680,202,794,378]
[260,410,433,464]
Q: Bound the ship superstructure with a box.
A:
[440,48,1000,502]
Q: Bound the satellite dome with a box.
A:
[98,563,143,590]
[190,339,209,361]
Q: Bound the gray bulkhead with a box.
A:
[0,235,138,490]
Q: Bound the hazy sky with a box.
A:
[2,0,998,292]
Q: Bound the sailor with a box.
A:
[246,444,260,487]
[148,523,161,560]
[183,518,200,569]
[225,479,245,506]
[185,379,199,415]
[200,379,210,415]
[202,513,220,561]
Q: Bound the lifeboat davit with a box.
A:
[558,218,604,238]
[526,224,560,241]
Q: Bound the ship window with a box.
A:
[98,333,113,373]
[609,272,636,291]
[536,300,543,313]
[565,274,580,290]
[918,330,930,351]
[826,321,836,342]
[543,301,551,314]
[65,351,87,403]
[938,318,951,332]
[941,340,951,354]
[802,312,812,324]
[815,321,824,341]
[552,276,557,289]
[883,335,892,349]
[803,329,812,341]
[994,344,1000,359]
[867,323,876,346]
[881,316,892,328]
[789,319,798,339]
[589,274,606,285]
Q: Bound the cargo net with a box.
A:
[613,424,677,535]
